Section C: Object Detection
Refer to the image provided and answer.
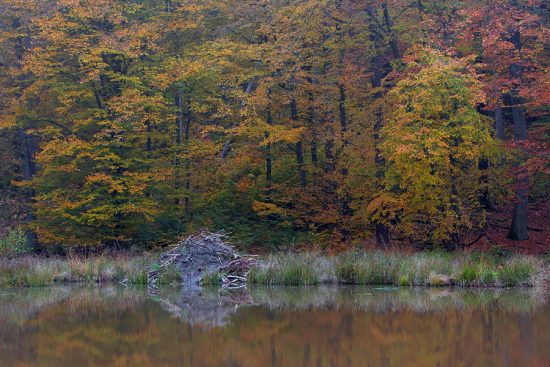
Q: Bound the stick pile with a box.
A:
[148,230,257,290]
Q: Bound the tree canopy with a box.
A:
[0,0,548,250]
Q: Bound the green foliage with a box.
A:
[369,50,506,245]
[0,228,30,257]
[0,1,545,251]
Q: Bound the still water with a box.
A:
[0,285,548,367]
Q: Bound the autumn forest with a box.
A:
[1,0,549,252]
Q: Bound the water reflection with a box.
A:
[0,285,548,367]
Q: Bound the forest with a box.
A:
[0,0,549,253]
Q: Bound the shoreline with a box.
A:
[1,251,547,290]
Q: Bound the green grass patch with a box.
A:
[247,251,544,288]
[200,271,222,286]
[248,253,321,286]
[498,256,539,287]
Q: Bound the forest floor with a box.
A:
[464,198,550,255]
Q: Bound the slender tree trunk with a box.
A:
[184,95,191,218]
[265,91,273,196]
[145,121,152,158]
[372,48,391,248]
[12,17,38,250]
[307,88,318,166]
[507,29,529,241]
[338,84,352,218]
[325,128,335,174]
[495,107,505,140]
[16,127,38,250]
[290,98,307,188]
[174,88,184,205]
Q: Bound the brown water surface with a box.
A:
[0,286,548,367]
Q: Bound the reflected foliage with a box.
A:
[0,285,548,367]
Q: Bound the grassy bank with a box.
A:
[0,254,181,288]
[245,252,546,288]
[0,251,546,289]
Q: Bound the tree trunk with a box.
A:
[307,89,318,166]
[508,98,529,240]
[265,91,273,195]
[16,127,38,250]
[146,121,152,158]
[184,95,191,218]
[324,128,335,174]
[12,17,38,250]
[507,28,529,241]
[174,88,184,205]
[508,172,529,240]
[382,3,400,59]
[372,49,390,248]
[290,98,307,188]
[375,223,390,248]
[511,99,527,140]
[495,107,505,140]
[338,84,352,217]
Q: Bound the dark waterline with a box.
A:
[0,285,548,367]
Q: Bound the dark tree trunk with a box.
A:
[184,95,191,218]
[375,223,390,249]
[372,48,390,249]
[145,121,152,158]
[511,98,527,141]
[507,28,529,241]
[295,141,307,189]
[12,17,38,250]
[290,98,307,188]
[16,127,38,250]
[495,107,505,140]
[265,92,273,195]
[311,140,318,166]
[508,176,529,240]
[307,88,318,166]
[338,84,352,218]
[509,98,529,236]
[174,88,184,204]
[382,3,400,59]
[324,129,335,174]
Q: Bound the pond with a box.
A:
[0,285,548,367]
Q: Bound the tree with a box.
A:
[369,49,505,248]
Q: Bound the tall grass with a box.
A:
[0,254,155,288]
[0,251,544,289]
[248,253,334,286]
[247,252,544,288]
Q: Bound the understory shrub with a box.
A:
[0,228,30,257]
